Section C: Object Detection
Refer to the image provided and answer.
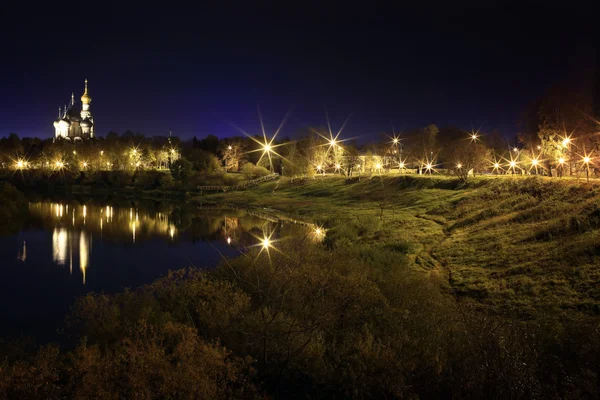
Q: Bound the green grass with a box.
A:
[197,174,600,317]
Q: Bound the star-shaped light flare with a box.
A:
[229,106,291,172]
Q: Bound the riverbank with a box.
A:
[2,174,600,398]
[199,174,600,316]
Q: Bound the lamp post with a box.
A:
[583,156,591,183]
[558,158,565,178]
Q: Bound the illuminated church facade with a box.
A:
[53,79,94,140]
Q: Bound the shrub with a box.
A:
[241,163,270,180]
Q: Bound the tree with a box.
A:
[445,141,489,181]
[221,140,245,172]
[170,158,193,181]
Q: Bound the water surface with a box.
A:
[0,199,311,341]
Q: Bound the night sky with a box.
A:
[0,2,596,141]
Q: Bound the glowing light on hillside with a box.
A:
[73,150,77,155]
[16,160,25,169]
[312,225,326,241]
[456,163,462,169]
[227,236,231,245]
[317,165,322,171]
[531,159,539,166]
[513,147,518,152]
[100,151,104,156]
[558,157,565,164]
[261,237,270,249]
[82,162,88,168]
[335,163,341,169]
[494,163,500,168]
[399,162,404,168]
[375,163,382,169]
[562,137,571,147]
[583,156,591,164]
[55,161,64,169]
[228,145,232,150]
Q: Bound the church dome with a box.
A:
[81,79,91,104]
[66,106,80,122]
[59,118,71,127]
[81,118,93,127]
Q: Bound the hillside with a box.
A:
[201,175,600,316]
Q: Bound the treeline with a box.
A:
[2,113,599,184]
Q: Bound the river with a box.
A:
[0,198,312,342]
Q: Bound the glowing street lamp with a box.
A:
[492,162,501,175]
[531,158,539,175]
[557,157,566,178]
[82,162,88,169]
[16,160,25,170]
[509,160,517,175]
[583,155,592,182]
[456,163,462,169]
[261,237,270,249]
[562,137,571,147]
[425,163,433,175]
[513,147,518,153]
[228,145,233,150]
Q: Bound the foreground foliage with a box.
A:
[2,238,600,398]
[3,176,600,398]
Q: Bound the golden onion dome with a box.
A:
[80,79,91,104]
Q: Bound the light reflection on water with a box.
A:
[23,201,317,286]
[1,200,316,341]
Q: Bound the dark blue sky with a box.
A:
[0,2,596,141]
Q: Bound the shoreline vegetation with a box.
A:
[2,174,600,398]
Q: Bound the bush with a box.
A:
[241,163,270,180]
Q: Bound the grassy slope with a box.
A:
[197,174,600,317]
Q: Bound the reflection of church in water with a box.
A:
[28,202,179,284]
[52,227,91,284]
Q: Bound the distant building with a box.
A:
[53,79,94,140]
